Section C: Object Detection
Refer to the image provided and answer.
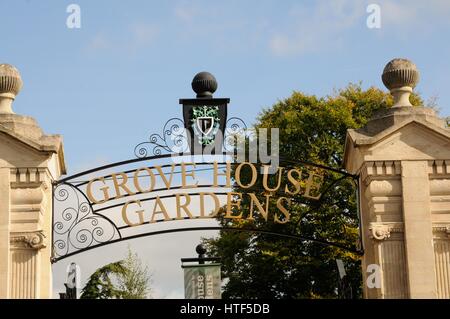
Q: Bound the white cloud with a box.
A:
[84,23,158,54]
[269,0,365,56]
[379,0,450,28]
[86,33,110,52]
[380,1,417,25]
[84,1,450,57]
[130,23,159,49]
[268,0,450,56]
[174,3,199,23]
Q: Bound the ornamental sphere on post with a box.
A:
[381,58,419,107]
[191,72,218,98]
[0,64,23,114]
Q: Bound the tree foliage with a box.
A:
[80,261,126,299]
[118,249,152,299]
[80,248,152,299]
[204,83,423,299]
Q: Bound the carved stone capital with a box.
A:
[370,224,391,240]
[432,225,450,238]
[369,223,403,241]
[10,231,46,249]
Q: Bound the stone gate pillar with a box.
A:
[0,64,66,298]
[344,58,450,299]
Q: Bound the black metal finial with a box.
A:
[196,244,207,256]
[196,244,207,264]
[191,72,217,98]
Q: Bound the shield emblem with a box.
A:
[196,116,214,136]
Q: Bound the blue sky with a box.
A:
[2,0,450,298]
[3,0,450,173]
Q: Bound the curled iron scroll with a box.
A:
[223,117,248,152]
[52,183,120,260]
[134,118,189,158]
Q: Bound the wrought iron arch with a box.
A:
[52,115,363,263]
[52,154,362,263]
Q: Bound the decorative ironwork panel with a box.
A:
[53,183,121,261]
[134,118,188,157]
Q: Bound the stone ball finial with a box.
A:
[0,64,23,96]
[0,64,23,114]
[382,58,419,107]
[382,58,419,89]
[191,72,217,98]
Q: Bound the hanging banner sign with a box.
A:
[183,264,221,299]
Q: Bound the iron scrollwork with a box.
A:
[52,183,120,261]
[134,116,248,157]
[134,118,188,158]
[223,117,248,152]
